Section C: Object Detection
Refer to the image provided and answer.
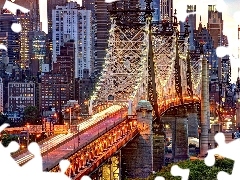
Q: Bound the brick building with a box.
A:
[40,73,70,112]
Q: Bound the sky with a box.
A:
[36,0,239,82]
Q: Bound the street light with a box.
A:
[66,104,80,132]
[26,123,30,147]
[66,108,72,131]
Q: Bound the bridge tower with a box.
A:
[200,43,209,156]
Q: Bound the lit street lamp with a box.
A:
[66,104,80,133]
[26,123,30,147]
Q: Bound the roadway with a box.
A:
[42,111,126,170]
[15,105,124,165]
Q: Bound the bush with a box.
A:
[128,158,233,180]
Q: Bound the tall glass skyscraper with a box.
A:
[139,0,160,22]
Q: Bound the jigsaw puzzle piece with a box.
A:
[59,159,70,174]
[171,165,189,180]
[204,150,216,166]
[81,175,92,180]
[217,171,233,180]
[154,176,165,180]
[21,142,43,173]
[205,132,240,167]
[3,0,30,15]
[0,123,9,132]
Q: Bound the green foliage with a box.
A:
[128,158,233,180]
[155,159,233,180]
[1,133,19,147]
[23,106,39,124]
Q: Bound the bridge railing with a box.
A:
[17,108,127,166]
[48,116,137,176]
[45,112,129,171]
[12,134,57,159]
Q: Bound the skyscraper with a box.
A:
[47,0,68,68]
[52,1,93,79]
[139,0,160,22]
[207,5,223,49]
[82,0,110,77]
[0,10,20,64]
[180,5,196,50]
[17,10,31,69]
[29,31,47,76]
[160,0,173,20]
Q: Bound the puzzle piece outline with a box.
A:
[205,132,240,179]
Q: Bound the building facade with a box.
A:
[0,11,20,64]
[8,82,35,112]
[40,73,70,112]
[160,0,173,20]
[82,0,110,77]
[207,5,223,49]
[0,78,3,112]
[52,1,93,79]
[54,40,75,100]
[29,31,47,76]
[17,10,32,69]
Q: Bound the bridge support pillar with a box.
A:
[89,100,93,115]
[172,114,189,162]
[162,107,189,162]
[128,100,132,115]
[121,100,154,179]
[101,156,120,180]
[188,106,198,138]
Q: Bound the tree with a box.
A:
[23,106,40,124]
[128,158,233,180]
[0,133,19,147]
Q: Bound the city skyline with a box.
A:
[6,0,240,82]
[174,0,240,83]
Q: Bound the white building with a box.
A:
[0,78,3,112]
[52,1,93,79]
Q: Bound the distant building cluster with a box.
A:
[0,0,107,120]
[0,1,236,126]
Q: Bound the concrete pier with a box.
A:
[121,100,154,179]
[188,106,198,138]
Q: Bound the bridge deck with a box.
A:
[39,112,127,170]
[49,116,139,180]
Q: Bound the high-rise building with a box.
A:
[0,11,20,64]
[207,5,223,49]
[180,5,197,50]
[139,0,160,22]
[0,78,3,113]
[40,73,70,111]
[160,0,173,20]
[47,0,68,36]
[29,31,47,76]
[0,32,8,62]
[17,10,32,69]
[47,0,68,67]
[82,0,110,77]
[52,1,93,79]
[54,41,75,100]
[30,0,41,31]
